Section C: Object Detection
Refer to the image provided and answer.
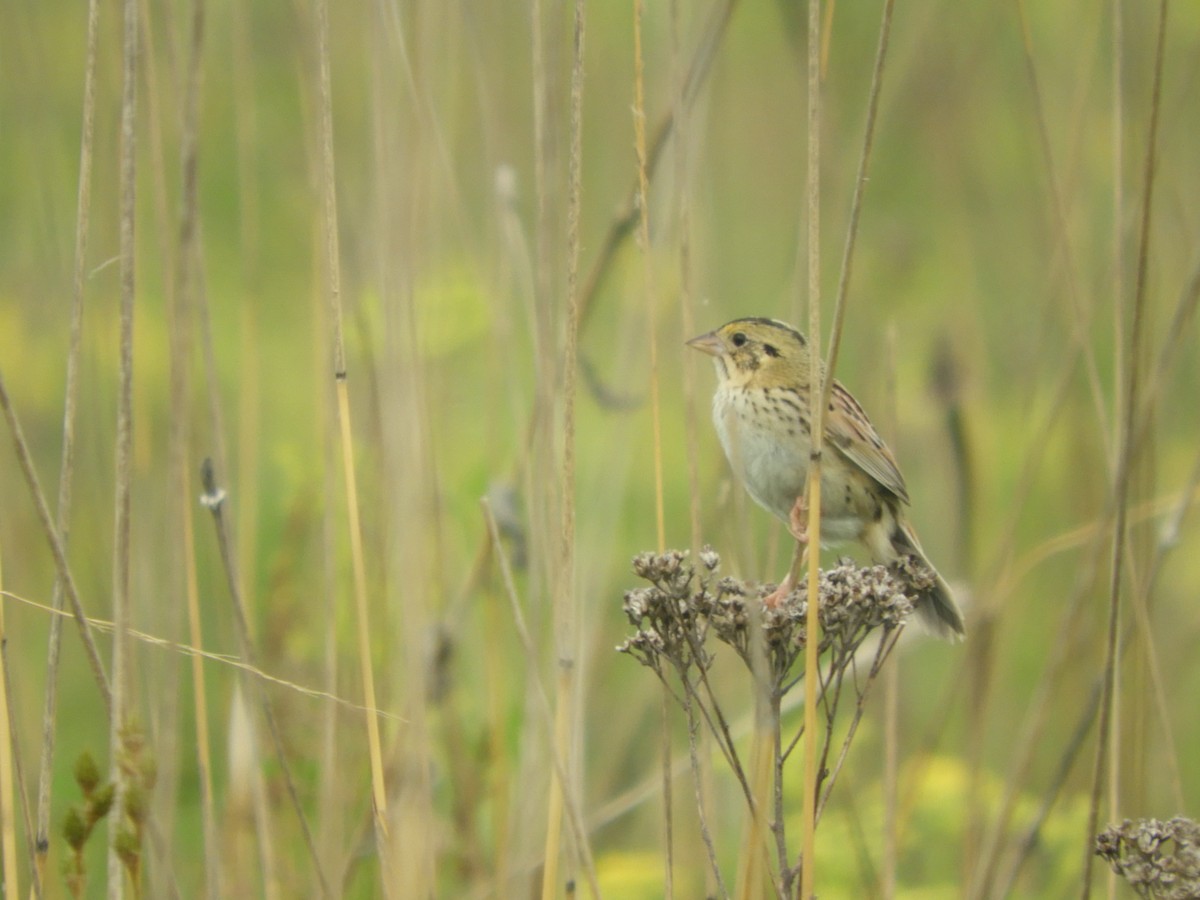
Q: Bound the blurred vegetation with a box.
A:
[1,0,1198,897]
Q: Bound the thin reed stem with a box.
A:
[821,0,894,410]
[998,441,1200,896]
[312,0,390,872]
[106,0,138,889]
[482,501,601,898]
[199,462,331,897]
[633,1,673,892]
[683,683,730,899]
[799,0,822,894]
[579,0,739,331]
[1082,4,1168,895]
[1013,0,1112,448]
[0,375,111,708]
[34,0,101,881]
[167,0,220,892]
[0,550,22,897]
[542,2,586,895]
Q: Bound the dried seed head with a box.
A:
[1096,817,1200,900]
[618,548,922,686]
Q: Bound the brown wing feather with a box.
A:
[826,380,910,504]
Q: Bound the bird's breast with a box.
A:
[712,386,810,521]
[712,384,882,545]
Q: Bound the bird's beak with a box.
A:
[686,330,724,357]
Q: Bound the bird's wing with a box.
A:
[825,380,910,504]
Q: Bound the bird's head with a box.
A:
[687,317,810,388]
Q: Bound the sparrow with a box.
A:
[688,317,965,640]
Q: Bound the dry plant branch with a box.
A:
[619,549,918,896]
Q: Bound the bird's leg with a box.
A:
[788,493,810,544]
[763,496,812,608]
[764,536,809,609]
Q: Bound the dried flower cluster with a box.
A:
[618,547,917,688]
[617,546,924,895]
[1095,817,1200,900]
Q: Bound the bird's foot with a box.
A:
[763,573,794,609]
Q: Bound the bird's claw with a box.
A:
[764,574,793,609]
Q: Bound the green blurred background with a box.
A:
[2,0,1198,896]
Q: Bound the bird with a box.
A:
[688,317,965,641]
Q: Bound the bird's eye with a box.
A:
[731,332,747,347]
[763,343,780,358]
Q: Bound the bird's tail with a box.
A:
[890,522,966,641]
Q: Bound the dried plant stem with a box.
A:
[671,0,702,557]
[678,633,754,806]
[735,718,774,899]
[633,1,673,891]
[0,550,20,898]
[446,0,740,623]
[317,309,341,881]
[481,567,513,895]
[2,589,409,721]
[815,631,902,822]
[165,0,220,892]
[579,0,738,330]
[683,687,729,899]
[0,377,112,714]
[821,0,894,406]
[106,0,138,890]
[734,604,779,898]
[312,0,390,866]
[542,3,586,896]
[659,689,675,898]
[200,463,331,897]
[1081,1,1167,896]
[178,462,218,898]
[1014,0,1110,444]
[799,0,822,894]
[34,0,101,881]
[542,670,571,899]
[996,441,1200,895]
[670,3,714,885]
[881,651,898,899]
[482,502,601,898]
[634,0,665,557]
